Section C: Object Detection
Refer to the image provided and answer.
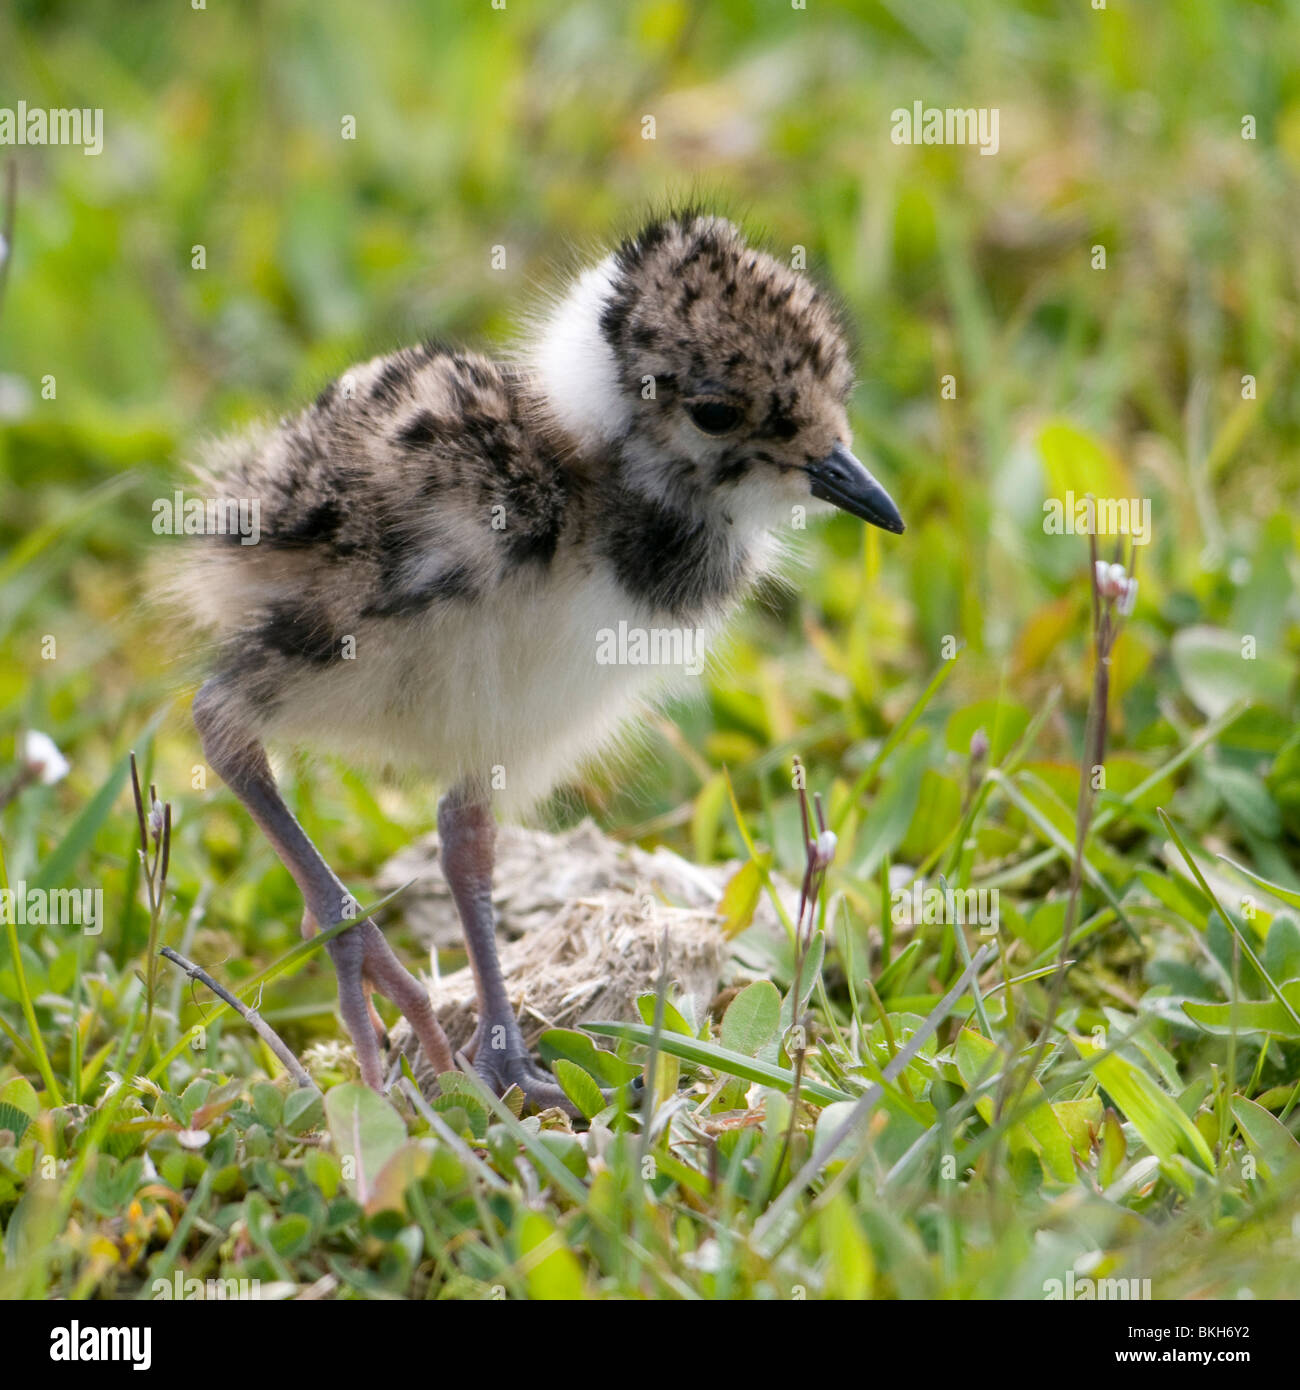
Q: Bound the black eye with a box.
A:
[687,399,742,435]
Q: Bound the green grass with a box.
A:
[3,0,1300,1300]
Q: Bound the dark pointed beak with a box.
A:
[806,443,905,534]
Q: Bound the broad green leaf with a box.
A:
[898,769,962,864]
[648,1048,680,1108]
[1073,1035,1215,1181]
[452,1072,587,1206]
[177,1078,212,1122]
[303,1150,340,1199]
[268,1212,313,1258]
[635,992,696,1036]
[1214,767,1282,839]
[691,771,729,865]
[553,1059,604,1121]
[250,1081,283,1130]
[1134,866,1211,923]
[1268,730,1300,839]
[1038,419,1132,508]
[1053,1096,1104,1155]
[536,1029,640,1086]
[1182,984,1300,1039]
[0,1101,33,1143]
[1171,625,1291,718]
[434,1071,486,1102]
[1097,1107,1126,1188]
[1230,1096,1300,1186]
[782,930,825,1033]
[0,1076,39,1125]
[717,856,766,938]
[720,979,781,1056]
[1015,898,1066,955]
[1220,854,1300,912]
[1161,811,1300,1038]
[955,1029,1075,1182]
[429,1094,489,1140]
[283,1087,324,1136]
[819,1192,874,1299]
[530,1131,588,1183]
[945,699,1029,762]
[1102,1008,1183,1092]
[324,1082,407,1206]
[518,1211,585,1300]
[1264,915,1300,983]
[365,1140,432,1216]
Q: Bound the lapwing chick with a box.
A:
[181,212,904,1111]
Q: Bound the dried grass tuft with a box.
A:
[380,820,789,1092]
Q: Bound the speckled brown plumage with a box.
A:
[177,212,903,1107]
[180,215,877,804]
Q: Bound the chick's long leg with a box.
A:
[437,787,578,1114]
[196,687,454,1089]
[301,908,391,1053]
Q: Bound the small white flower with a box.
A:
[256,1282,300,1301]
[147,797,165,841]
[813,828,838,870]
[21,730,70,785]
[1095,561,1135,609]
[0,372,33,422]
[681,1238,724,1274]
[888,863,917,893]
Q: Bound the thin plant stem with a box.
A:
[159,945,317,1090]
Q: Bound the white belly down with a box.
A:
[263,559,721,815]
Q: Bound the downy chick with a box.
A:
[181,212,904,1109]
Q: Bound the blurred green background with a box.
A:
[2,0,1299,1066]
